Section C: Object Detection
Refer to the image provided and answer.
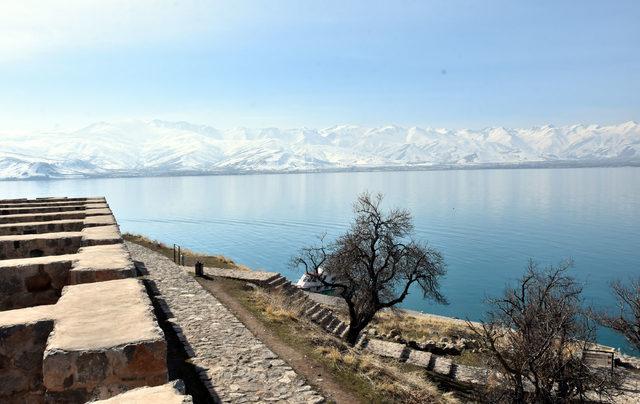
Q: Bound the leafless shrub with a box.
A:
[469,260,621,403]
[596,278,640,352]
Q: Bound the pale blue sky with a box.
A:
[0,0,638,132]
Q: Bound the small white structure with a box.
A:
[295,267,335,294]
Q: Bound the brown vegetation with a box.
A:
[470,259,622,403]
[215,277,459,404]
[123,233,247,270]
[373,311,474,342]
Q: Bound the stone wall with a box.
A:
[0,233,83,260]
[0,317,54,402]
[0,258,72,310]
[0,220,86,236]
[0,197,184,403]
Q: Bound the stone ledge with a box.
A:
[0,226,123,261]
[91,380,193,403]
[0,219,86,236]
[201,266,279,284]
[0,216,116,236]
[0,209,112,225]
[0,203,109,216]
[362,337,485,385]
[0,196,171,402]
[1,240,133,311]
[0,279,168,402]
[0,197,105,208]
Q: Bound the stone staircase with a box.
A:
[263,273,351,339]
[201,268,352,340]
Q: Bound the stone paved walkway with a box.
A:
[126,242,324,404]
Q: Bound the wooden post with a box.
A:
[177,246,181,264]
[173,244,177,263]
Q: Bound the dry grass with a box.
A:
[243,286,461,404]
[372,310,475,342]
[249,288,299,323]
[123,233,247,270]
[313,344,460,404]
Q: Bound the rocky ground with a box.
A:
[126,241,324,404]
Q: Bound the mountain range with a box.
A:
[1,120,639,180]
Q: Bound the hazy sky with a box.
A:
[0,0,638,132]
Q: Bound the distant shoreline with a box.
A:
[2,159,639,182]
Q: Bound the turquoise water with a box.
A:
[1,167,638,353]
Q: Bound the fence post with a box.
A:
[173,244,177,263]
[177,246,181,264]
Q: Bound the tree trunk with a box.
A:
[346,311,375,345]
[346,321,367,345]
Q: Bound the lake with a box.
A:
[1,167,638,353]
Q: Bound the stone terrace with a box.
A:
[0,197,188,403]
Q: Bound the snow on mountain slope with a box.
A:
[0,120,638,179]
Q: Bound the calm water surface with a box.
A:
[1,167,638,353]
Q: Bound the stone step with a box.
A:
[300,300,315,311]
[305,303,322,316]
[0,244,136,311]
[291,294,308,307]
[281,284,297,295]
[273,280,292,291]
[326,317,341,332]
[263,274,282,285]
[324,316,339,331]
[0,203,107,216]
[0,197,105,209]
[319,313,335,328]
[267,276,288,288]
[0,209,112,225]
[311,308,329,323]
[339,324,350,339]
[0,219,86,236]
[333,322,347,336]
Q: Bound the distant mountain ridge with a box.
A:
[1,120,639,179]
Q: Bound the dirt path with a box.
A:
[196,277,363,404]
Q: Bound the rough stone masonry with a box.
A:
[127,241,325,404]
[0,197,190,403]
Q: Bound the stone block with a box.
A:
[93,380,193,403]
[0,305,55,401]
[81,225,123,247]
[406,349,432,368]
[69,245,136,285]
[432,356,453,376]
[42,279,167,401]
[0,256,72,310]
[0,232,83,260]
[0,219,85,236]
[365,339,405,360]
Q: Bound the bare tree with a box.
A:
[469,260,620,403]
[291,192,447,345]
[597,278,640,352]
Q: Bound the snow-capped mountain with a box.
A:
[1,120,638,179]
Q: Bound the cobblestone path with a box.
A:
[126,242,324,404]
